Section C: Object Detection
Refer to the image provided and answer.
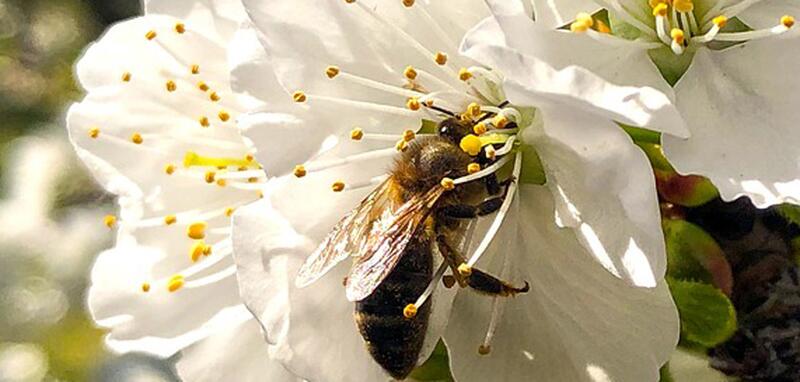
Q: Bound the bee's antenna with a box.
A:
[424,103,457,117]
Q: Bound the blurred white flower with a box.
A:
[66,0,295,380]
[513,0,800,207]
[231,0,681,380]
[0,342,48,382]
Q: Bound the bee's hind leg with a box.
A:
[436,235,529,296]
[438,197,504,219]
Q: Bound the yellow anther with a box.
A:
[404,66,418,80]
[145,30,157,40]
[350,128,364,140]
[458,68,472,81]
[225,207,235,217]
[131,133,143,144]
[493,115,509,129]
[403,303,418,319]
[459,134,483,156]
[782,15,795,28]
[293,91,307,103]
[570,20,590,33]
[121,72,131,82]
[245,154,255,162]
[467,103,481,118]
[216,179,227,187]
[166,80,177,92]
[199,116,210,127]
[198,81,210,91]
[141,282,151,293]
[402,0,415,7]
[191,64,200,74]
[175,23,186,33]
[203,245,212,256]
[167,275,185,292]
[457,263,473,277]
[165,164,176,175]
[648,0,667,8]
[395,139,408,152]
[326,65,340,79]
[164,215,177,225]
[652,3,668,17]
[440,177,455,190]
[204,171,216,184]
[218,111,230,122]
[247,177,259,183]
[671,28,685,45]
[473,122,487,135]
[576,12,594,27]
[712,15,728,28]
[103,215,117,228]
[673,0,694,13]
[478,345,491,355]
[403,129,416,142]
[595,19,611,34]
[406,97,421,111]
[345,0,355,3]
[424,99,434,107]
[332,181,346,192]
[190,241,207,262]
[293,165,307,178]
[434,52,448,65]
[88,127,100,139]
[187,221,207,240]
[210,92,221,102]
[467,163,481,174]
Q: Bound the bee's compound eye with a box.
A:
[438,118,470,144]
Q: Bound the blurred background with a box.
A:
[0,0,178,380]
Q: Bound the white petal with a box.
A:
[736,0,800,29]
[663,44,800,207]
[444,186,678,382]
[144,0,246,44]
[531,0,600,28]
[461,37,688,138]
[532,105,667,284]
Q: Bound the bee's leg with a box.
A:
[436,235,529,296]
[438,197,504,219]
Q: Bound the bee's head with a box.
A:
[437,117,473,144]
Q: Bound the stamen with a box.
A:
[190,241,208,262]
[457,263,472,277]
[440,177,455,190]
[191,64,200,74]
[332,181,346,192]
[187,221,208,240]
[458,68,472,81]
[145,30,157,40]
[712,16,794,42]
[294,165,307,178]
[350,128,364,140]
[198,81,210,92]
[121,72,131,82]
[473,122,487,135]
[407,97,421,111]
[183,152,256,169]
[404,66,418,80]
[104,215,117,228]
[199,116,210,128]
[405,261,449,317]
[164,215,177,225]
[434,52,448,65]
[166,80,177,92]
[131,133,143,144]
[303,148,397,174]
[329,67,421,98]
[293,91,307,103]
[141,283,151,293]
[467,163,481,174]
[692,16,726,43]
[411,2,458,49]
[165,164,177,175]
[218,111,231,122]
[167,275,185,292]
[479,295,503,355]
[301,93,419,117]
[182,265,237,289]
[670,28,686,55]
[88,127,100,139]
[175,23,186,34]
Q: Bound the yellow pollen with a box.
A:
[395,139,408,152]
[218,111,230,122]
[247,177,259,183]
[145,30,157,40]
[782,15,795,28]
[208,92,220,102]
[673,0,694,13]
[473,122,487,135]
[404,66,418,80]
[203,245,212,256]
[350,128,364,140]
[403,129,416,142]
[458,68,472,81]
[166,80,177,92]
[478,345,492,355]
[671,28,685,44]
[326,65,340,79]
[293,91,307,103]
[141,283,151,293]
[493,115,509,129]
[332,181,346,192]
[440,177,455,190]
[191,64,200,74]
[167,275,185,292]
[204,171,216,184]
[245,154,255,162]
[199,116,210,128]
[570,20,590,33]
[648,0,668,7]
[293,165,307,178]
[190,241,207,262]
[175,23,186,33]
[457,263,473,277]
[576,12,594,27]
[88,127,100,139]
[131,133,143,144]
[460,134,483,156]
[402,0,414,7]
[652,3,668,17]
[403,304,418,319]
[467,102,481,118]
[467,163,481,174]
[225,207,235,217]
[713,15,728,28]
[434,52,448,65]
[216,179,227,187]
[424,99,434,107]
[197,82,210,92]
[595,19,611,34]
[164,215,177,225]
[187,221,207,240]
[121,72,131,82]
[165,164,176,175]
[406,97,421,111]
[103,215,117,228]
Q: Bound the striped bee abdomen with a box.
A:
[354,236,433,380]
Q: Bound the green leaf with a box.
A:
[668,278,737,348]
[410,341,454,382]
[775,203,800,226]
[621,124,662,145]
[663,219,732,294]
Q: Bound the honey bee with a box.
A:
[295,115,529,380]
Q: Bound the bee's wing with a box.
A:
[295,177,396,288]
[345,185,446,302]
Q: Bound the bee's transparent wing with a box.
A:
[345,185,446,302]
[295,177,395,288]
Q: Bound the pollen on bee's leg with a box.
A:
[459,134,482,156]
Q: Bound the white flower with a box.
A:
[515,0,800,207]
[231,0,681,381]
[66,0,296,380]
